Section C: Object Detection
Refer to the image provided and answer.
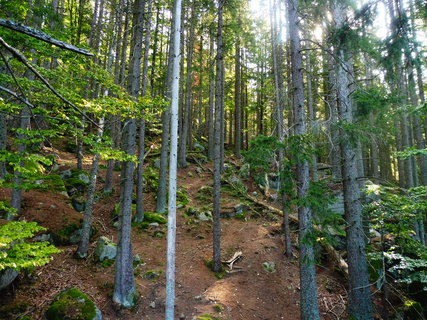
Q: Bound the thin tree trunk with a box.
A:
[207,31,215,160]
[76,117,104,257]
[234,17,241,158]
[178,0,196,168]
[270,0,291,258]
[165,0,182,317]
[135,0,153,222]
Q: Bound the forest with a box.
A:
[0,0,426,319]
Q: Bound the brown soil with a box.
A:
[0,150,348,320]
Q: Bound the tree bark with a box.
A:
[113,0,146,307]
[213,0,224,273]
[234,17,242,158]
[165,0,182,318]
[333,2,372,319]
[178,0,196,168]
[287,0,320,318]
[135,0,153,222]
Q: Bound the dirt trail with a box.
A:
[0,153,347,320]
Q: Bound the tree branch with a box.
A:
[0,36,100,128]
[0,19,93,56]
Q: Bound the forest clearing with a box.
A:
[0,0,426,319]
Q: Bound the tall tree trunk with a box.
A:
[212,0,224,273]
[270,0,291,258]
[207,31,215,160]
[135,0,153,222]
[178,0,196,168]
[165,0,182,317]
[333,2,372,319]
[287,0,320,318]
[114,0,146,307]
[234,17,241,158]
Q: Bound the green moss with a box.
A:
[176,188,189,207]
[41,174,67,193]
[195,186,214,202]
[45,288,97,320]
[144,212,166,224]
[143,270,161,280]
[0,301,29,319]
[204,259,225,278]
[195,314,221,320]
[213,304,224,313]
[99,259,114,268]
[52,223,80,245]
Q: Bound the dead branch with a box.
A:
[0,19,93,56]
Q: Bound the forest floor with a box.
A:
[0,148,349,320]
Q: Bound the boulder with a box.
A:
[45,288,102,320]
[0,268,19,291]
[72,197,86,212]
[94,237,117,262]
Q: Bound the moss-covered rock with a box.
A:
[45,288,102,320]
[94,237,117,262]
[0,301,29,319]
[52,223,81,245]
[62,169,90,196]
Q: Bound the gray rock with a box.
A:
[60,169,72,180]
[234,204,249,215]
[77,173,90,184]
[149,301,156,309]
[179,313,186,319]
[149,222,160,228]
[0,268,19,291]
[262,261,276,273]
[195,167,203,175]
[194,295,202,301]
[144,271,160,279]
[72,197,86,212]
[33,233,53,243]
[95,236,117,261]
[69,229,83,245]
[197,211,212,222]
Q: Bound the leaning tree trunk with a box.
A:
[76,117,105,258]
[333,2,373,319]
[287,0,320,318]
